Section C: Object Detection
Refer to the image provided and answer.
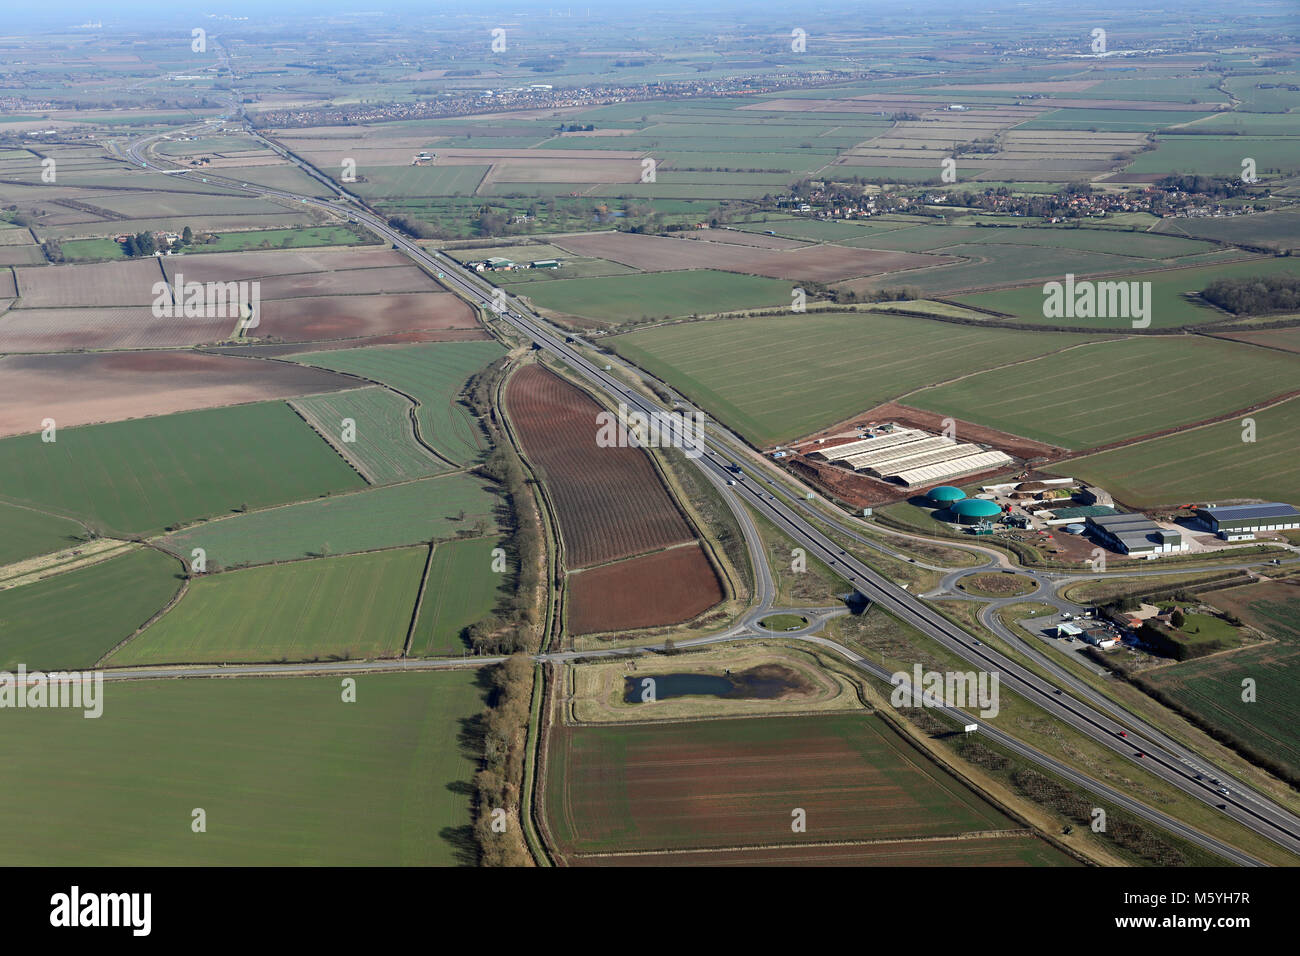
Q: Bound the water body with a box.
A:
[623,665,804,703]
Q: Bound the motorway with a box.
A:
[122,122,1300,865]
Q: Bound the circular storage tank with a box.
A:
[928,485,966,507]
[1065,523,1087,535]
[949,498,1003,524]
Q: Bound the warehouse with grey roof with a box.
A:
[1086,513,1187,557]
[1193,502,1299,539]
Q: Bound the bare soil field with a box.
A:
[255,265,440,300]
[552,231,952,282]
[747,246,959,284]
[202,328,488,358]
[545,712,1037,860]
[691,230,808,250]
[161,247,408,284]
[505,364,696,567]
[0,351,356,437]
[0,269,16,297]
[258,292,478,342]
[566,543,724,635]
[0,247,43,266]
[0,307,236,352]
[14,259,165,308]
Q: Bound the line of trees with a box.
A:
[472,654,535,866]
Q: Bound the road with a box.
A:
[121,124,1300,865]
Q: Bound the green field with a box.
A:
[0,501,87,566]
[0,547,182,670]
[0,402,365,536]
[1152,207,1300,252]
[59,237,126,261]
[1141,581,1300,781]
[922,225,1216,260]
[185,225,369,253]
[1055,397,1300,506]
[0,671,484,865]
[110,548,426,665]
[292,386,447,483]
[409,537,507,656]
[1016,109,1217,132]
[349,164,490,198]
[908,335,1300,450]
[293,341,505,466]
[518,269,793,323]
[612,311,1094,445]
[955,256,1300,327]
[855,242,1153,296]
[1124,136,1300,179]
[157,473,501,569]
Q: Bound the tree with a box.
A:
[1170,608,1186,629]
[182,225,193,245]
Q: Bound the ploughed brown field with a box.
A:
[0,351,357,437]
[201,328,487,359]
[14,258,165,308]
[550,230,951,282]
[544,713,1070,865]
[565,543,724,635]
[504,364,696,568]
[253,264,441,299]
[257,291,478,342]
[159,246,409,284]
[572,835,1075,866]
[0,306,237,352]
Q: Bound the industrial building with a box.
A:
[1086,513,1187,557]
[949,498,1003,524]
[928,486,966,507]
[810,425,1013,487]
[1193,502,1300,539]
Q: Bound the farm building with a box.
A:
[1081,627,1119,649]
[948,498,1002,524]
[811,425,1013,487]
[1086,513,1187,556]
[1192,502,1300,538]
[530,259,561,269]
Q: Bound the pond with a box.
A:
[623,665,806,703]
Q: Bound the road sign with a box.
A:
[964,723,978,733]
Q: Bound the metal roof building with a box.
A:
[814,424,1013,487]
[895,450,1012,487]
[1194,502,1299,535]
[1087,513,1186,556]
